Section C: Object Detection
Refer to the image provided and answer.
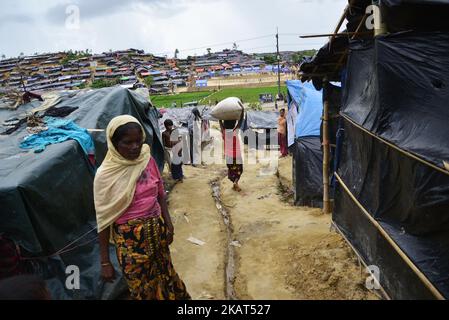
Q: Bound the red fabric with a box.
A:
[0,237,23,280]
[279,133,288,156]
[88,154,96,166]
[222,129,241,160]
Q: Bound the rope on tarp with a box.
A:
[20,227,98,261]
[335,172,446,300]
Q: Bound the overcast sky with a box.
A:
[0,0,347,59]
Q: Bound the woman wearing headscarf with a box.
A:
[94,115,190,300]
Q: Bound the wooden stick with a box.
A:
[300,32,372,39]
[331,221,391,300]
[351,13,369,40]
[328,4,350,45]
[322,79,331,214]
[335,172,445,300]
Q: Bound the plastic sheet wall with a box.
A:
[334,32,449,299]
[293,137,323,207]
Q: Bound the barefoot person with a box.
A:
[278,108,288,157]
[162,119,184,183]
[94,115,190,300]
[220,116,244,192]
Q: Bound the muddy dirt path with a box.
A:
[167,131,379,300]
[166,164,227,300]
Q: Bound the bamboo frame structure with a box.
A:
[335,172,445,300]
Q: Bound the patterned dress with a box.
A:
[112,158,190,300]
[113,217,190,300]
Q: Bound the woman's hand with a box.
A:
[101,263,116,283]
[166,224,174,245]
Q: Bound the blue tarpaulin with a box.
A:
[286,80,323,138]
[287,80,324,208]
[20,117,95,155]
[195,79,208,87]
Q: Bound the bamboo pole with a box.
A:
[300,31,372,39]
[373,3,388,36]
[341,114,449,176]
[328,2,351,47]
[322,78,331,214]
[351,13,369,40]
[331,221,391,300]
[335,172,445,300]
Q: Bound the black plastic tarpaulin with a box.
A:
[335,122,449,299]
[381,0,449,32]
[342,32,449,171]
[0,87,164,299]
[333,31,449,299]
[292,137,323,207]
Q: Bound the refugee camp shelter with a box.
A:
[241,110,279,149]
[300,0,449,299]
[286,80,323,207]
[0,87,164,299]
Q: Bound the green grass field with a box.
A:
[150,85,287,108]
[150,91,212,108]
[205,86,287,105]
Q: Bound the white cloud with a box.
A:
[0,0,347,58]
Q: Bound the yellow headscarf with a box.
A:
[94,115,151,233]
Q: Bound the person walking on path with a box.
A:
[220,114,244,192]
[162,119,184,183]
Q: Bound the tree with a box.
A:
[144,76,154,88]
[291,50,317,64]
[1,54,5,60]
[20,52,24,57]
[263,55,276,65]
[232,43,238,51]
[174,48,179,59]
[291,53,303,64]
[207,48,212,56]
[91,78,120,89]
